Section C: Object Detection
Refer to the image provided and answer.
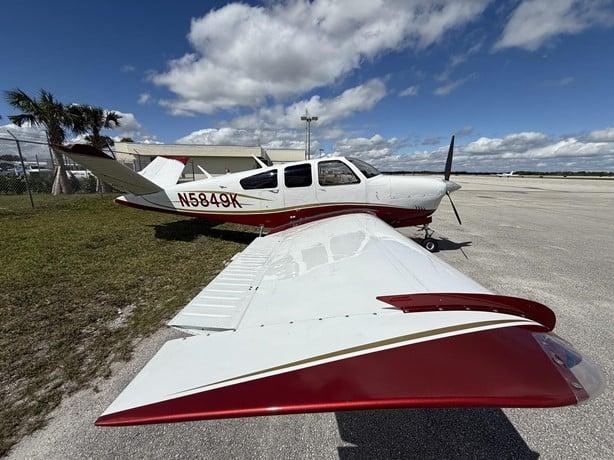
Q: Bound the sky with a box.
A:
[1,0,614,171]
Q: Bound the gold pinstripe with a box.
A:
[159,200,420,215]
[175,318,527,395]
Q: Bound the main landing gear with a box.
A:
[419,225,439,252]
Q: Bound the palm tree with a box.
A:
[5,89,77,195]
[72,105,122,192]
[72,105,121,150]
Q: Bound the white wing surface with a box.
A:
[97,214,602,426]
[169,213,488,334]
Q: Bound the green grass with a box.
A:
[0,194,256,455]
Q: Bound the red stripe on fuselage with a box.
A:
[95,327,584,427]
[115,198,433,229]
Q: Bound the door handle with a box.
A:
[318,188,326,192]
[268,189,279,194]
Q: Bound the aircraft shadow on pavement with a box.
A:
[409,237,472,252]
[152,219,258,244]
[335,408,538,459]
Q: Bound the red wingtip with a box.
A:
[162,155,189,165]
[377,293,556,331]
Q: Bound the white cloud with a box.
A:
[329,128,614,172]
[176,79,386,153]
[436,39,483,81]
[230,79,386,131]
[586,126,614,142]
[455,126,474,137]
[332,134,404,161]
[399,85,419,97]
[0,122,51,161]
[494,0,614,51]
[110,110,143,139]
[120,64,136,73]
[463,131,550,155]
[0,122,47,142]
[434,73,476,95]
[176,126,321,152]
[153,0,489,114]
[138,93,152,105]
[176,127,260,146]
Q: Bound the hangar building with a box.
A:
[112,142,305,181]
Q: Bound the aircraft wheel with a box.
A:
[423,238,439,252]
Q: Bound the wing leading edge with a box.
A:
[97,214,603,426]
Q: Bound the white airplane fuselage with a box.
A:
[116,157,459,229]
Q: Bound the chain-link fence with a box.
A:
[0,128,149,211]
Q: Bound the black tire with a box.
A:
[423,238,439,252]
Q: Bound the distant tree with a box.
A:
[119,137,134,143]
[5,88,78,194]
[0,154,20,162]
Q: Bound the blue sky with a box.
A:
[1,0,614,171]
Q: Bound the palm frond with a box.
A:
[5,88,40,115]
[103,111,122,129]
[8,113,38,127]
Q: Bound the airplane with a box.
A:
[496,170,518,177]
[57,136,465,252]
[55,139,603,427]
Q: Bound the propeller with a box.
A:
[443,135,462,225]
[446,191,462,225]
[444,135,454,181]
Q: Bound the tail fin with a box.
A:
[138,155,188,188]
[56,144,186,196]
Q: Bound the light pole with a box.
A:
[300,109,318,160]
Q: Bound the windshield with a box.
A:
[347,157,381,178]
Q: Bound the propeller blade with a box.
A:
[444,135,455,181]
[446,191,462,225]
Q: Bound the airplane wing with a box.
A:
[96,213,602,426]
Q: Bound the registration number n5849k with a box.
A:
[177,192,242,208]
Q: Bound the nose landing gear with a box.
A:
[419,225,439,252]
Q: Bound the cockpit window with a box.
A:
[347,157,380,178]
[318,160,360,186]
[240,170,277,190]
[285,163,312,188]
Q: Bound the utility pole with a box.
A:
[300,109,318,160]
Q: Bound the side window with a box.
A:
[240,170,277,190]
[318,161,360,186]
[285,164,312,188]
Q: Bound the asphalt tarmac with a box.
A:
[8,176,613,459]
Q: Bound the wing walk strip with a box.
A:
[168,237,280,333]
[173,318,530,396]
